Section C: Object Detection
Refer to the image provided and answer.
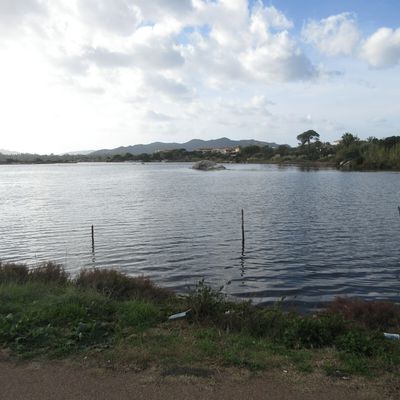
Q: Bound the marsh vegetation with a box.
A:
[1,262,399,378]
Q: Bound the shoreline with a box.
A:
[1,261,399,384]
[2,159,400,172]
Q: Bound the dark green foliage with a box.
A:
[283,315,347,349]
[340,132,360,147]
[297,130,320,147]
[185,283,351,351]
[0,285,116,357]
[0,282,164,358]
[336,331,379,357]
[0,264,399,376]
[187,280,227,322]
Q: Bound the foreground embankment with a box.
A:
[0,261,399,383]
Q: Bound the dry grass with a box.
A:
[0,262,29,284]
[323,297,400,331]
[75,268,172,303]
[29,262,69,285]
[0,261,69,285]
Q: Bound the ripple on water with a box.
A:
[1,163,400,310]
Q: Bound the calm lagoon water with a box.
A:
[1,162,399,309]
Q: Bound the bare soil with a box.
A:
[1,358,398,400]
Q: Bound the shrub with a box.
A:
[336,331,380,357]
[283,315,347,349]
[0,262,29,284]
[29,262,69,285]
[187,280,227,322]
[75,268,171,302]
[223,304,292,339]
[324,297,400,331]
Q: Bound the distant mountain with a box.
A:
[90,137,279,156]
[0,149,19,155]
[63,150,95,155]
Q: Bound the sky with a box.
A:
[0,0,399,154]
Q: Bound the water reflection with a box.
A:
[91,225,96,265]
[240,249,245,280]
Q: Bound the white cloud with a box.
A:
[146,110,173,122]
[361,27,400,68]
[251,2,293,31]
[133,0,193,20]
[302,13,361,56]
[0,0,398,153]
[77,0,142,36]
[0,0,45,20]
[182,1,314,85]
[242,30,316,82]
[143,73,193,100]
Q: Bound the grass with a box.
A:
[0,262,399,379]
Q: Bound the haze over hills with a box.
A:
[63,150,95,156]
[90,138,279,156]
[0,149,19,155]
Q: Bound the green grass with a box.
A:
[0,262,399,378]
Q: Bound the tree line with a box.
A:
[1,131,400,170]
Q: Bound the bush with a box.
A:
[336,331,380,357]
[283,315,347,349]
[0,262,29,284]
[225,305,292,339]
[187,280,227,322]
[324,297,400,331]
[75,268,171,302]
[29,262,69,285]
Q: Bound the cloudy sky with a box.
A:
[1,0,399,154]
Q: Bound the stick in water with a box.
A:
[241,209,245,250]
[91,225,95,252]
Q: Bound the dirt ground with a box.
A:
[1,359,399,400]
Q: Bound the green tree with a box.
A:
[240,145,261,158]
[341,132,359,147]
[297,130,320,148]
[296,130,320,158]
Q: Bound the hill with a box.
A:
[0,149,19,155]
[90,137,278,156]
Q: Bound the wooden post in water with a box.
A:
[241,209,245,250]
[91,225,95,252]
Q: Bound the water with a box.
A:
[1,162,399,309]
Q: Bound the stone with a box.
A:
[192,160,226,171]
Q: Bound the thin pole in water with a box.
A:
[241,209,245,250]
[91,225,95,252]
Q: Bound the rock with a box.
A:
[339,160,352,169]
[192,160,226,171]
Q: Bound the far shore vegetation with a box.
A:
[2,132,400,171]
[1,261,399,379]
